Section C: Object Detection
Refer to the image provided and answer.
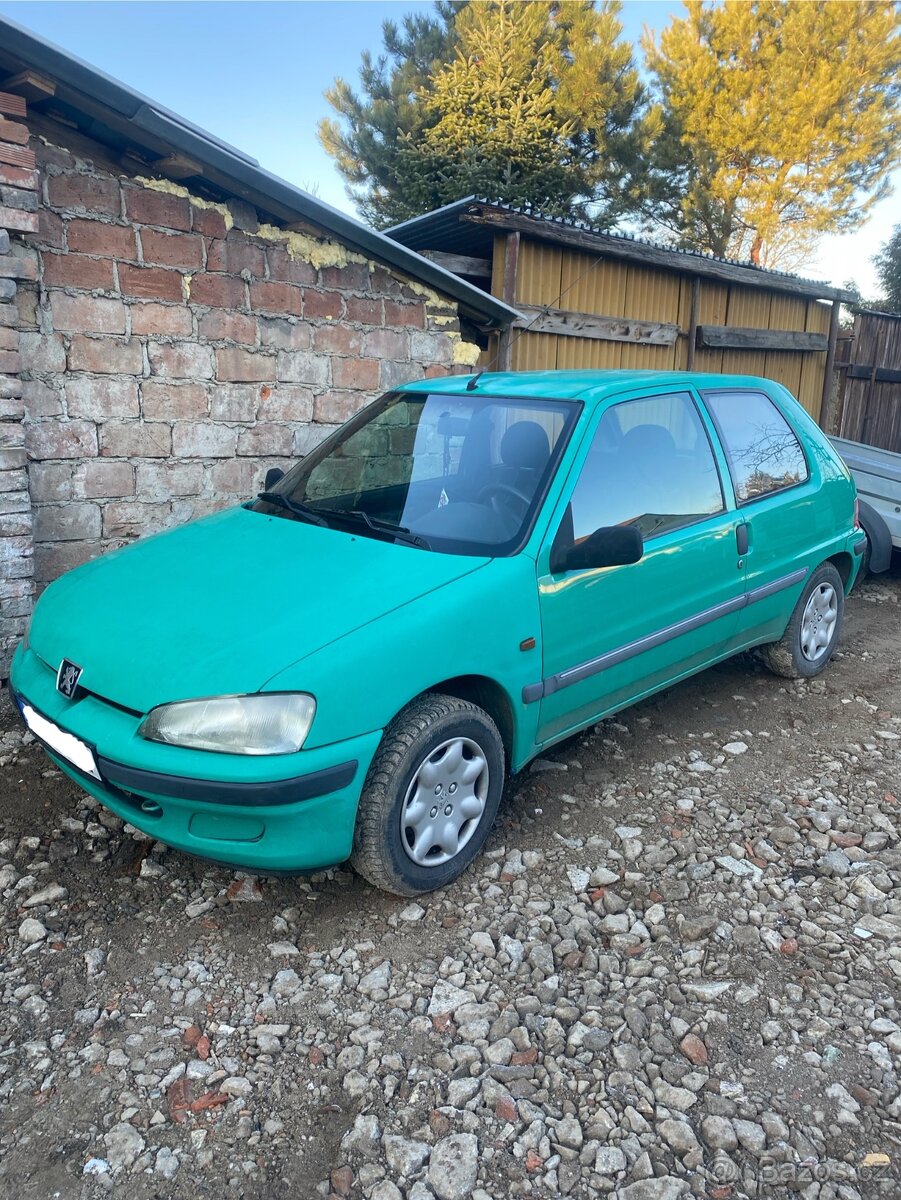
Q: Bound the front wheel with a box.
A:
[351,694,505,895]
[759,562,844,679]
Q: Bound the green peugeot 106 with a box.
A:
[11,370,865,894]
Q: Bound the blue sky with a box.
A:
[0,0,894,295]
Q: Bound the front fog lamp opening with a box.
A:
[138,693,316,755]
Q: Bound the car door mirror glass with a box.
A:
[563,524,644,572]
[264,466,285,491]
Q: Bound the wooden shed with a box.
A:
[388,199,853,424]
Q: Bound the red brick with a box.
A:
[43,253,115,291]
[216,347,275,382]
[258,317,311,351]
[141,382,208,420]
[209,384,259,422]
[198,311,256,343]
[100,420,172,458]
[124,187,192,231]
[136,461,204,499]
[303,289,342,320]
[320,263,371,291]
[207,236,266,277]
[66,375,139,419]
[22,380,62,419]
[0,205,37,233]
[81,460,135,498]
[118,263,183,302]
[25,208,65,250]
[68,335,143,375]
[257,384,313,423]
[313,324,363,356]
[344,296,383,325]
[148,341,214,380]
[250,281,302,316]
[47,173,120,215]
[140,229,204,269]
[129,302,193,337]
[237,425,293,456]
[34,542,98,583]
[103,500,174,539]
[67,219,136,259]
[27,419,98,460]
[332,357,379,390]
[384,299,425,328]
[171,422,237,458]
[0,163,38,190]
[191,206,228,238]
[313,391,361,424]
[189,272,245,308]
[19,330,66,372]
[0,116,29,145]
[265,246,316,286]
[364,328,409,359]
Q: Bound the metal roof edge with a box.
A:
[0,17,519,328]
[389,197,855,304]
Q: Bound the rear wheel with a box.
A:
[759,562,844,679]
[351,694,504,895]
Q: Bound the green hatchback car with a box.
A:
[11,370,864,894]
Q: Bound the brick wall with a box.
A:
[0,89,38,678]
[0,102,481,676]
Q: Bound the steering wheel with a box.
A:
[476,482,532,520]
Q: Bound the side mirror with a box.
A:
[554,524,643,573]
[264,466,285,491]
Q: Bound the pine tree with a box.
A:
[873,225,901,312]
[641,1,901,268]
[318,1,645,229]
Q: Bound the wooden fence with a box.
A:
[838,310,901,452]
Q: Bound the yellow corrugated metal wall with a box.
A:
[486,237,830,418]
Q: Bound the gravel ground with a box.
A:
[1,568,900,1200]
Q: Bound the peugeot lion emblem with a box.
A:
[57,659,83,700]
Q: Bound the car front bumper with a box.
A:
[9,644,381,873]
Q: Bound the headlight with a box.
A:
[138,693,316,755]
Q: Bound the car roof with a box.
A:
[401,369,780,404]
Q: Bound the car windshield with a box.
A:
[252,390,579,555]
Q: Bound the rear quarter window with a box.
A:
[703,389,809,503]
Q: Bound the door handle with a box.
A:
[735,523,749,556]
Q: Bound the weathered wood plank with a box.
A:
[0,70,55,104]
[421,249,492,277]
[463,208,853,303]
[516,303,679,346]
[697,324,828,352]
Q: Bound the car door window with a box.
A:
[703,389,809,503]
[567,391,725,543]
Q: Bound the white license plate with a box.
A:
[20,701,100,780]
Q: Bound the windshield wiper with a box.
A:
[256,491,330,527]
[322,508,431,550]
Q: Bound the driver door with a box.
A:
[534,389,746,746]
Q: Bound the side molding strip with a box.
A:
[522,566,809,704]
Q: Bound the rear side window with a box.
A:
[568,391,724,541]
[704,390,808,503]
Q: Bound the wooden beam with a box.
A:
[696,324,828,352]
[462,207,853,303]
[496,232,520,371]
[818,299,842,430]
[1,70,55,104]
[153,153,204,181]
[420,249,492,278]
[516,304,679,346]
[686,277,700,370]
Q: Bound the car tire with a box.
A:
[759,562,844,679]
[351,693,505,896]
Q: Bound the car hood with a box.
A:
[30,506,489,713]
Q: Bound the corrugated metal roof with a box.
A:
[0,18,519,328]
[388,198,855,303]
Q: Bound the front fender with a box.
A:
[266,555,541,769]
